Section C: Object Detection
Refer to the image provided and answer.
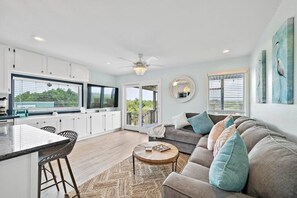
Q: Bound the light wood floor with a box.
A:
[42,130,147,198]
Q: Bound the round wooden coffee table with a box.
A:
[132,141,179,175]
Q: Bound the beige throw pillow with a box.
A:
[213,124,236,157]
[207,120,224,151]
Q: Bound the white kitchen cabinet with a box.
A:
[14,112,121,141]
[105,113,113,131]
[60,116,75,131]
[106,111,121,131]
[15,117,59,130]
[0,44,10,94]
[70,63,89,82]
[47,57,70,79]
[12,48,46,75]
[74,115,88,138]
[112,111,121,129]
[90,113,105,134]
[38,118,59,131]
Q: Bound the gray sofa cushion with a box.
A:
[189,147,214,168]
[245,135,297,198]
[181,162,209,182]
[234,116,253,127]
[237,120,266,134]
[164,125,202,145]
[241,126,285,152]
[196,135,208,148]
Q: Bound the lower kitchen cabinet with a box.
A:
[91,111,121,134]
[15,117,59,130]
[74,115,88,138]
[90,113,105,134]
[14,111,121,141]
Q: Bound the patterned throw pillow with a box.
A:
[207,115,234,151]
[172,112,190,129]
[207,120,224,151]
[209,132,249,192]
[187,111,214,134]
[213,124,236,156]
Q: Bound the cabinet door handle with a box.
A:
[13,64,15,68]
[50,72,52,75]
[41,70,44,73]
[36,122,39,124]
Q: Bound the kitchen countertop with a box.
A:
[0,115,20,120]
[0,124,69,161]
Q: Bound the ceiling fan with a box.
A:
[118,53,163,75]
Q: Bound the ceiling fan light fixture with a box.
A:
[133,66,147,75]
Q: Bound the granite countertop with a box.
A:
[0,124,69,161]
[0,115,20,120]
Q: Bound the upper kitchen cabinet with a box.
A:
[12,48,46,75]
[70,63,89,82]
[47,57,70,79]
[0,44,10,94]
[7,46,89,82]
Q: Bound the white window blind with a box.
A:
[208,72,245,115]
[13,76,83,113]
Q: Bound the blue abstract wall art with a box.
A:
[256,50,266,103]
[272,17,294,104]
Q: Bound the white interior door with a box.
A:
[123,80,161,132]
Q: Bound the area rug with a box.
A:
[69,153,189,198]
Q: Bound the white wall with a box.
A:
[250,0,297,140]
[117,56,250,123]
[83,69,117,108]
[89,70,117,87]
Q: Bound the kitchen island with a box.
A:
[0,124,69,198]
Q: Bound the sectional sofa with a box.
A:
[150,113,297,198]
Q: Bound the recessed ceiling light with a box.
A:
[106,62,111,65]
[223,49,230,54]
[32,36,45,42]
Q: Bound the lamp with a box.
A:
[133,65,147,75]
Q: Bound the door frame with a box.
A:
[122,79,162,132]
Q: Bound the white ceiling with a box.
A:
[0,0,282,76]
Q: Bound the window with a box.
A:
[87,84,119,108]
[102,87,118,108]
[208,72,247,115]
[12,75,83,114]
[88,86,102,108]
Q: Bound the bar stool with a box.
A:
[38,130,80,198]
[40,126,59,191]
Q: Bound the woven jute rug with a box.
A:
[68,153,189,198]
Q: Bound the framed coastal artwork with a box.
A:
[272,17,294,104]
[256,50,266,103]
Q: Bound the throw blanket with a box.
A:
[147,124,172,138]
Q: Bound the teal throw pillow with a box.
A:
[209,131,249,192]
[187,111,214,134]
[224,116,234,129]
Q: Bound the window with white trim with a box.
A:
[208,72,247,115]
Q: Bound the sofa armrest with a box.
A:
[162,172,252,198]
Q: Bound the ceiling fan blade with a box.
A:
[149,64,165,68]
[118,57,135,63]
[146,56,158,64]
[119,65,133,69]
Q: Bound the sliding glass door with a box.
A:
[124,81,161,132]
